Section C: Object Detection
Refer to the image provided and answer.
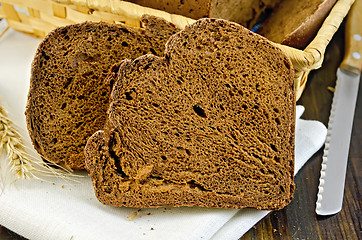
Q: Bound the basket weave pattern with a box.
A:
[0,0,355,100]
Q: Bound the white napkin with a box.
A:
[0,22,327,240]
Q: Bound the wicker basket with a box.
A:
[0,0,355,100]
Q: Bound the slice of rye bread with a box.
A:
[25,15,180,170]
[257,0,337,49]
[85,18,296,210]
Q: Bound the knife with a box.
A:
[316,0,361,216]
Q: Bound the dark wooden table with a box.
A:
[0,21,360,240]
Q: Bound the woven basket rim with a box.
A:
[0,0,355,100]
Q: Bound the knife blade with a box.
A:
[316,0,362,216]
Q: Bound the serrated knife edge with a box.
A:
[315,70,359,215]
[315,69,343,213]
[315,0,361,215]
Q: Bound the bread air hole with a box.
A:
[149,48,157,55]
[41,51,50,60]
[125,91,134,100]
[185,149,191,155]
[62,77,73,88]
[193,104,207,118]
[270,144,277,152]
[50,138,58,145]
[187,180,207,191]
[284,58,291,70]
[275,117,281,125]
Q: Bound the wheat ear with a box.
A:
[0,104,37,179]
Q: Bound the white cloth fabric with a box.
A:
[0,21,327,240]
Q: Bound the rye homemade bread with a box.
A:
[25,15,180,170]
[257,0,337,49]
[125,0,281,28]
[85,18,296,210]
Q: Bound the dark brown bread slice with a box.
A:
[125,0,281,29]
[25,15,180,170]
[257,0,337,49]
[85,18,296,210]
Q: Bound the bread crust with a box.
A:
[281,0,337,49]
[258,0,337,49]
[124,0,281,29]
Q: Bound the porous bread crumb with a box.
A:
[25,15,180,170]
[85,18,295,210]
